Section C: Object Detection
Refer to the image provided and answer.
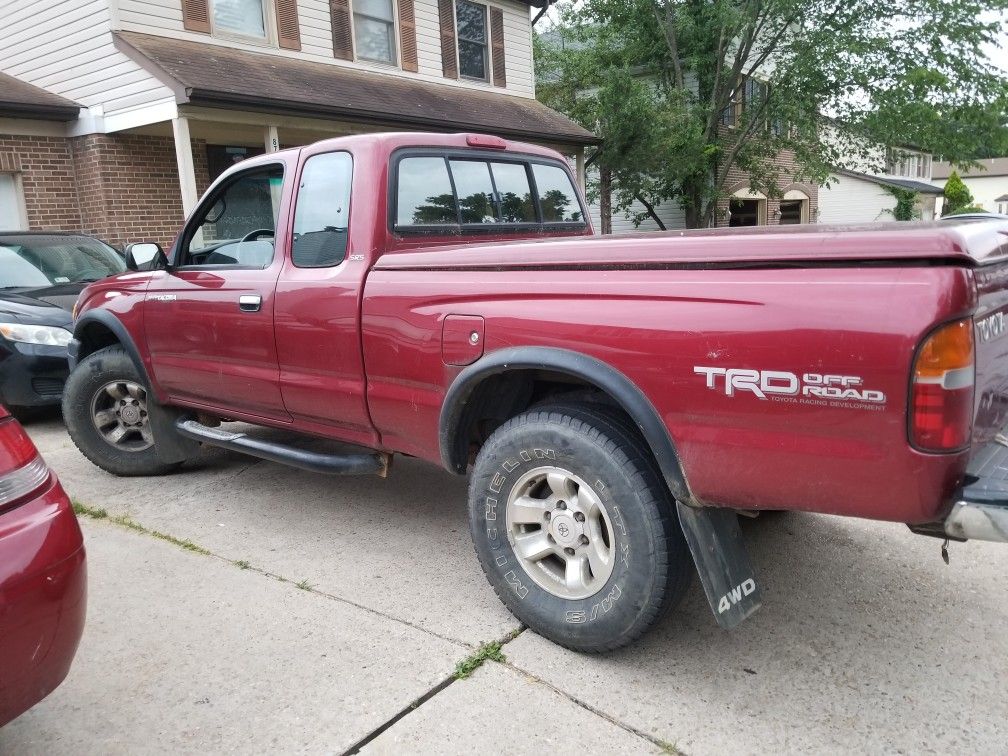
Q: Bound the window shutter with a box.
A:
[438,0,458,79]
[330,0,354,60]
[398,0,418,72]
[490,6,505,87]
[275,0,301,50]
[182,0,211,33]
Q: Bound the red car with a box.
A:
[0,404,86,727]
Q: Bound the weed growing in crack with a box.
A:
[453,641,506,679]
[72,500,108,519]
[72,501,210,556]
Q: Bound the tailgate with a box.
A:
[972,261,1008,445]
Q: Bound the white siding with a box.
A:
[930,174,1008,214]
[818,174,896,224]
[585,167,686,232]
[0,0,173,115]
[118,0,536,98]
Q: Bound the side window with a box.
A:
[490,162,535,223]
[185,165,284,267]
[531,164,582,223]
[292,151,353,268]
[397,157,457,225]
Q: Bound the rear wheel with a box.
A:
[63,346,183,476]
[468,402,693,652]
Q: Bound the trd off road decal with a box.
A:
[694,367,886,410]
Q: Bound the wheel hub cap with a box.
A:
[550,514,580,547]
[505,466,616,600]
[90,380,154,452]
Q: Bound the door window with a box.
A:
[292,152,353,268]
[184,165,284,268]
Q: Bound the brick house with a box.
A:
[0,0,594,247]
[584,73,818,233]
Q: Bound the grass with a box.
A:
[72,500,108,519]
[234,560,252,570]
[295,578,313,591]
[453,640,506,679]
[72,501,210,556]
[656,740,684,755]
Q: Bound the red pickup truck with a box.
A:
[64,132,1008,651]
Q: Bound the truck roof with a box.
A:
[375,219,1008,270]
[247,131,567,164]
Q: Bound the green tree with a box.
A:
[941,171,976,216]
[536,0,1008,229]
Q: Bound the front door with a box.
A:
[145,161,292,421]
[274,147,377,447]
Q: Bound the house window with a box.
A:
[0,174,27,230]
[354,0,397,64]
[720,86,740,127]
[211,0,268,40]
[456,0,488,80]
[729,199,763,226]
[779,200,804,224]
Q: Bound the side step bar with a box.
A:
[175,418,389,477]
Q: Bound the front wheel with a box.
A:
[468,403,693,652]
[63,346,183,476]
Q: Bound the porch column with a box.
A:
[265,125,280,153]
[575,149,586,195]
[172,117,199,217]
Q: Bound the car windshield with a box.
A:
[0,236,125,288]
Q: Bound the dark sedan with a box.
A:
[0,233,125,413]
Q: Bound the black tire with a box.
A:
[468,402,693,652]
[63,345,183,476]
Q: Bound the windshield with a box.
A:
[0,236,126,288]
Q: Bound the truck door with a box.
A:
[144,161,291,421]
[273,148,378,447]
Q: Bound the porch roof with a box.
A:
[113,32,598,147]
[0,71,81,121]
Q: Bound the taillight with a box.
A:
[910,318,975,452]
[0,416,50,510]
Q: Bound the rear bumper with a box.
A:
[0,476,87,727]
[940,439,1008,542]
[0,340,70,408]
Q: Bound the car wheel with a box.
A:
[468,402,693,652]
[63,345,182,476]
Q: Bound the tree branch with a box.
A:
[634,193,667,230]
[652,1,684,90]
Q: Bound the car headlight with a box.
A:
[0,322,73,347]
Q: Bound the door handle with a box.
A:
[239,294,262,312]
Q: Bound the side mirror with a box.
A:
[125,242,167,272]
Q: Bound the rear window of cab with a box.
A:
[392,150,586,234]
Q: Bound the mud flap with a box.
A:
[677,502,761,629]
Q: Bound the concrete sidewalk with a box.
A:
[2,415,1006,754]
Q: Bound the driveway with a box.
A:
[2,415,1006,754]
